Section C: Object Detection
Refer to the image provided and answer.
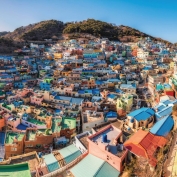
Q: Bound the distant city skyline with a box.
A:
[0,0,177,43]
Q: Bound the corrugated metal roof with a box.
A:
[64,151,81,164]
[155,105,172,119]
[95,161,120,177]
[134,111,151,121]
[58,144,81,164]
[127,107,154,117]
[150,115,174,136]
[70,154,120,177]
[43,154,60,172]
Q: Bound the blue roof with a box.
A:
[120,84,136,89]
[0,132,5,145]
[108,79,120,82]
[143,66,152,70]
[16,124,28,130]
[127,107,155,117]
[107,94,117,99]
[150,115,174,136]
[55,109,61,113]
[155,106,173,120]
[160,99,171,106]
[156,105,166,111]
[134,111,151,121]
[170,99,177,105]
[140,107,155,116]
[95,80,104,85]
[106,111,118,118]
[115,89,125,94]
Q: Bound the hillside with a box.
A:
[63,19,172,44]
[1,19,173,47]
[63,19,118,40]
[0,31,9,37]
[0,37,23,54]
[4,20,64,41]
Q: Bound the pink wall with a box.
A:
[87,125,128,172]
[30,96,43,105]
[7,118,21,132]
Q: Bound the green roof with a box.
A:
[0,163,31,177]
[27,118,46,125]
[62,117,76,129]
[5,132,24,144]
[70,154,120,177]
[52,119,62,133]
[43,153,60,172]
[58,144,81,164]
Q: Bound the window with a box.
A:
[11,147,17,151]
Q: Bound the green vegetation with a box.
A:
[0,19,175,54]
[0,31,9,36]
[172,104,177,116]
[0,37,14,46]
[5,20,64,41]
[123,156,137,177]
[63,19,118,40]
[22,20,64,40]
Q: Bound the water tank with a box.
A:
[130,118,134,123]
[120,144,124,151]
[102,134,107,143]
[38,152,42,158]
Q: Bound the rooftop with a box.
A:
[58,144,81,164]
[27,117,46,126]
[90,125,125,157]
[5,132,24,144]
[0,163,31,177]
[70,154,120,177]
[10,153,39,172]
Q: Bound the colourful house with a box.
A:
[87,124,128,172]
[116,94,133,115]
[124,129,167,167]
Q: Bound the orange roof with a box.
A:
[124,130,167,166]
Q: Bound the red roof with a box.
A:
[124,129,167,166]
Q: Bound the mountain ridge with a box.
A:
[2,19,173,44]
[0,19,175,54]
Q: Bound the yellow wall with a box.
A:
[54,53,63,59]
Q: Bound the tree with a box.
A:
[172,104,177,116]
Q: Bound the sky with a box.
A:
[0,0,177,43]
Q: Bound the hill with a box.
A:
[63,19,118,40]
[0,31,10,37]
[0,37,23,54]
[1,19,173,46]
[63,20,172,44]
[4,20,64,41]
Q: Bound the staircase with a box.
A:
[53,151,66,168]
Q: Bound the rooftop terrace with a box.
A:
[5,132,24,144]
[91,126,126,158]
[0,163,31,177]
[27,117,46,126]
[10,153,39,172]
